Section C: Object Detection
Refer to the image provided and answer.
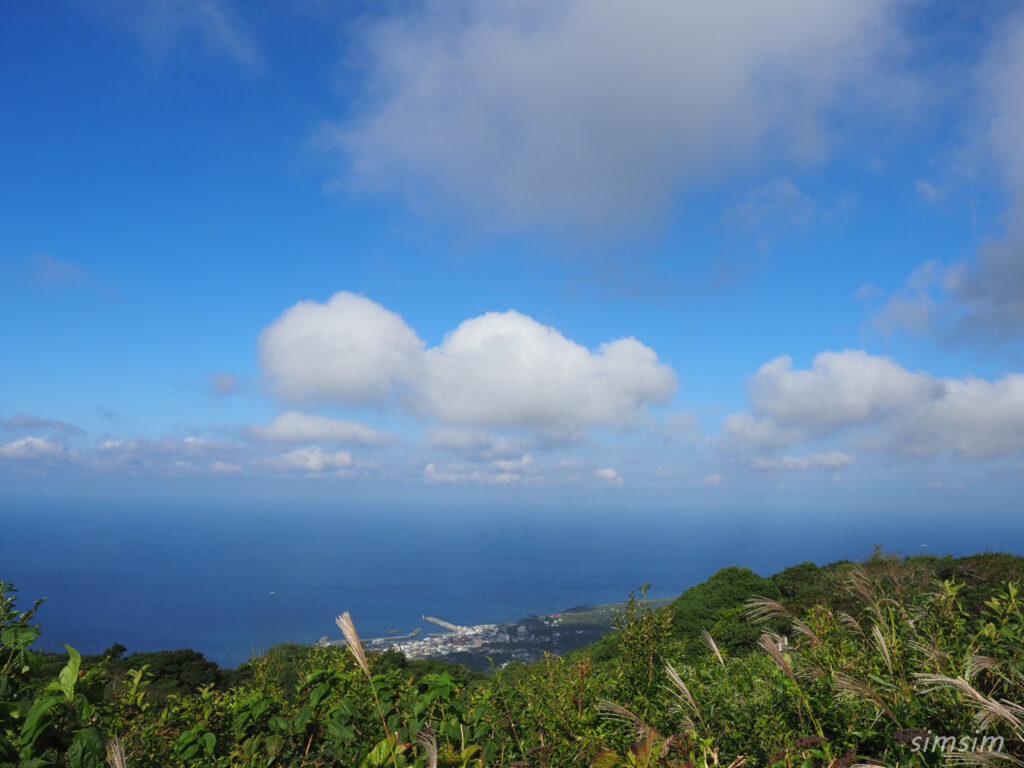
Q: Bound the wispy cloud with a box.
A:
[330,0,911,235]
[3,413,85,437]
[81,0,261,69]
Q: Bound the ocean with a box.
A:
[3,502,1022,667]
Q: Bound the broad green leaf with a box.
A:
[58,643,81,702]
[19,695,61,750]
[67,727,104,768]
[266,733,284,757]
[309,681,330,709]
[363,735,395,768]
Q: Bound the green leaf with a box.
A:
[293,705,313,730]
[19,695,61,750]
[326,719,355,743]
[58,643,82,702]
[202,731,216,755]
[590,751,624,768]
[0,626,40,651]
[363,735,396,767]
[309,681,331,709]
[266,733,284,758]
[67,727,104,768]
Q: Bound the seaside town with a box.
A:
[316,599,676,671]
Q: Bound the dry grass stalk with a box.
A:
[597,700,651,741]
[942,750,1024,768]
[965,655,1000,681]
[335,611,398,768]
[105,737,128,768]
[833,673,897,722]
[759,632,799,688]
[871,624,893,676]
[838,611,864,635]
[744,596,791,625]
[792,619,822,647]
[702,629,725,666]
[909,638,950,667]
[845,566,883,618]
[916,674,1023,733]
[665,664,705,729]
[414,724,439,768]
[335,611,371,678]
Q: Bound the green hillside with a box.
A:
[3,550,1022,767]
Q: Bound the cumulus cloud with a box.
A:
[0,436,65,460]
[726,349,1024,460]
[260,292,425,404]
[3,413,85,437]
[749,350,937,430]
[418,311,676,427]
[260,292,675,429]
[252,411,395,446]
[876,374,1024,458]
[333,0,907,233]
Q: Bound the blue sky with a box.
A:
[2,1,1024,511]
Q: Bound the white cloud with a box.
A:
[697,473,724,486]
[252,411,395,446]
[422,456,534,484]
[490,454,534,473]
[749,350,937,431]
[750,452,855,472]
[878,374,1024,458]
[418,310,676,427]
[334,0,906,233]
[727,349,1024,460]
[595,467,623,486]
[0,436,65,460]
[257,446,353,473]
[260,292,425,405]
[260,292,675,429]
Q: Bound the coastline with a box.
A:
[315,595,678,671]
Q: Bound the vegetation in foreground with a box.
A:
[2,550,1022,767]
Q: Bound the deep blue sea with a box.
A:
[3,502,1022,667]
